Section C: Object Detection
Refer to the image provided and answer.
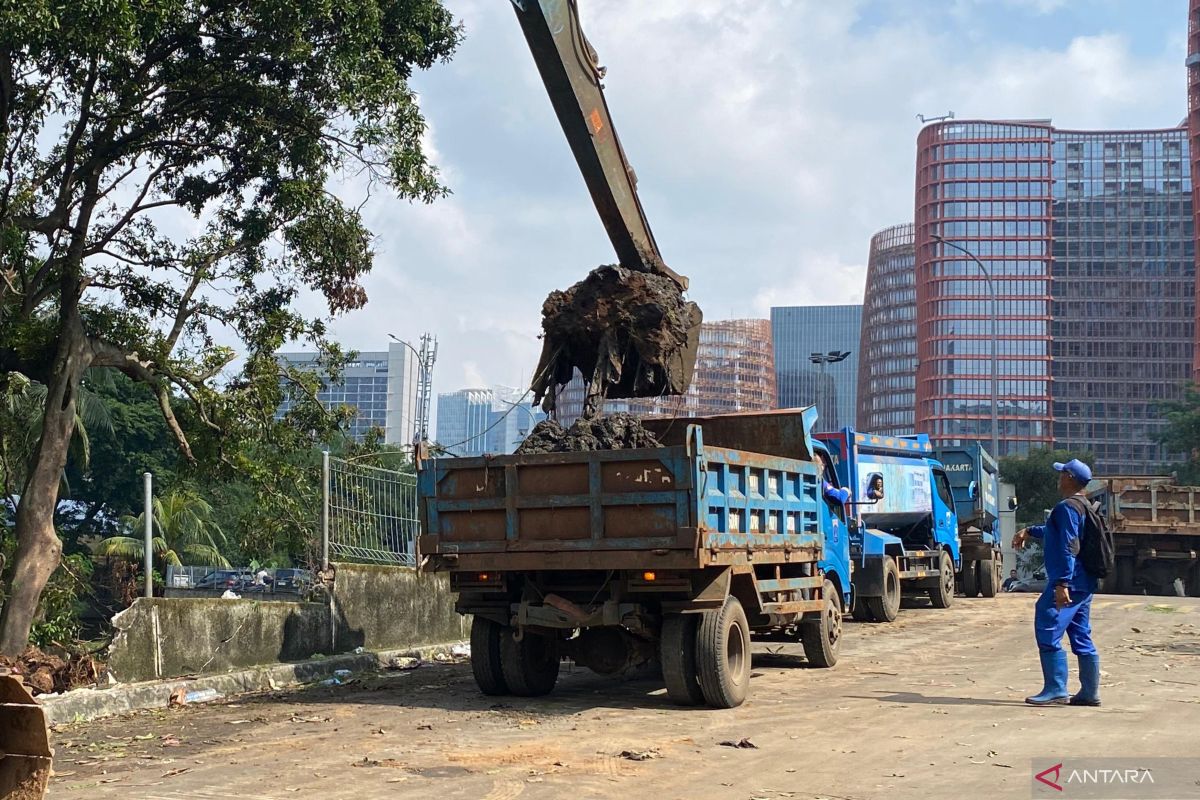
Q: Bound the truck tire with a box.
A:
[499,629,560,697]
[961,560,979,598]
[1116,556,1136,595]
[660,613,705,705]
[470,617,509,696]
[695,596,752,708]
[978,557,999,598]
[851,595,876,623]
[928,551,955,609]
[865,558,901,623]
[801,579,842,668]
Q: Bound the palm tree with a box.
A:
[96,490,230,568]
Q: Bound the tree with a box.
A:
[999,447,1093,528]
[95,489,229,569]
[1154,384,1200,483]
[0,0,461,653]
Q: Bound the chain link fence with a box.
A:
[323,455,420,567]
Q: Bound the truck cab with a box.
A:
[934,444,1010,597]
[815,429,961,622]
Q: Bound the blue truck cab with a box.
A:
[815,428,961,622]
[934,444,1009,597]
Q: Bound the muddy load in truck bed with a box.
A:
[516,412,662,454]
[530,265,702,417]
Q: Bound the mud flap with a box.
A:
[852,554,888,599]
[0,675,52,800]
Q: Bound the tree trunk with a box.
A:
[0,328,90,655]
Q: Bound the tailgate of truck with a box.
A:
[419,442,824,570]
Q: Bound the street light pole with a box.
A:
[809,350,852,429]
[387,333,432,446]
[933,234,999,459]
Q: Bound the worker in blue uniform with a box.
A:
[1012,459,1101,707]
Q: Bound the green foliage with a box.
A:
[0,0,461,649]
[96,490,230,568]
[1155,384,1200,483]
[999,447,1093,528]
[29,553,93,648]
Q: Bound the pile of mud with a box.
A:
[0,646,101,695]
[530,265,701,416]
[516,412,662,454]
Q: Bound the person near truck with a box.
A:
[1011,459,1101,707]
[1002,569,1019,592]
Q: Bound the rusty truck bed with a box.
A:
[418,431,824,572]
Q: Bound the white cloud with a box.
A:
[285,0,1182,400]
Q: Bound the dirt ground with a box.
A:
[47,594,1200,800]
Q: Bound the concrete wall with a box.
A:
[330,564,469,653]
[107,565,466,683]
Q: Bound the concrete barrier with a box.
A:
[330,563,468,653]
[106,565,466,683]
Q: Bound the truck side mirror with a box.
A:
[968,481,979,500]
[1008,496,1019,510]
[865,472,884,501]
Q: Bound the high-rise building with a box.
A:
[435,389,495,456]
[485,386,547,454]
[1189,0,1200,383]
[772,305,862,431]
[915,119,1194,472]
[857,223,917,435]
[552,319,776,425]
[276,342,418,443]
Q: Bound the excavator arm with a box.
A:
[512,0,703,412]
[510,0,686,289]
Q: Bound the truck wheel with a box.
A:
[695,596,752,708]
[865,558,901,623]
[499,629,560,697]
[978,557,999,598]
[470,617,509,696]
[1187,565,1200,598]
[928,551,955,609]
[851,595,876,623]
[660,613,705,705]
[801,579,842,668]
[961,560,979,598]
[1116,556,1135,595]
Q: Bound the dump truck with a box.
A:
[0,675,52,799]
[935,444,1017,597]
[1087,477,1200,596]
[815,429,961,622]
[418,409,852,708]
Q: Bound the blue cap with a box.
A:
[1054,459,1092,485]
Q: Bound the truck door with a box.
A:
[932,468,958,554]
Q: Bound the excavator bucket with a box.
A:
[531,265,703,415]
[0,675,53,800]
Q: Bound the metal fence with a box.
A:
[323,454,420,567]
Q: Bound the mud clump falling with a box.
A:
[530,264,702,417]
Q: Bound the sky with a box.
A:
[297,0,1190,399]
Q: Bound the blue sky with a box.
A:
[299,0,1190,398]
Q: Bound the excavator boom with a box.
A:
[512,0,703,412]
[511,0,687,290]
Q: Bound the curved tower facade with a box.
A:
[915,119,1194,471]
[856,223,917,435]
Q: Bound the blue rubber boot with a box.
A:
[1069,654,1102,706]
[1025,650,1070,706]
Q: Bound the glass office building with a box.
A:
[276,342,418,443]
[772,305,863,431]
[915,119,1194,472]
[435,389,495,457]
[857,223,917,435]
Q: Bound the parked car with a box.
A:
[1006,572,1048,593]
[196,569,251,590]
[272,569,313,594]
